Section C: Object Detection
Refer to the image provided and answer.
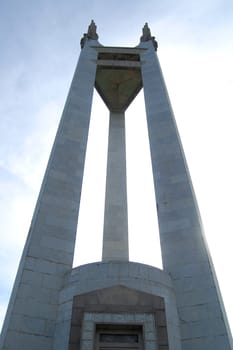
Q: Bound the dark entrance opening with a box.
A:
[96,324,143,350]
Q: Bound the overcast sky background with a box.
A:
[1,0,233,334]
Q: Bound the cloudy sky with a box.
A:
[1,0,233,334]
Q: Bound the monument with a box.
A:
[1,21,232,350]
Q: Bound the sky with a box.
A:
[1,0,233,335]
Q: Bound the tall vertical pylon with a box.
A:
[1,21,232,350]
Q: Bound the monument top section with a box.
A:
[140,22,158,51]
[80,21,158,51]
[80,21,158,112]
[80,20,99,48]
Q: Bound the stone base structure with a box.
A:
[56,262,180,350]
[1,22,232,350]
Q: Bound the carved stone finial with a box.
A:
[140,22,158,51]
[87,20,98,40]
[80,20,99,48]
[141,23,151,41]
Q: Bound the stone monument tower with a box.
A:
[1,22,232,350]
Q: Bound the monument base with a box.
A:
[53,261,182,350]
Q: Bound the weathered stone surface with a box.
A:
[1,25,232,350]
[139,38,233,349]
[53,261,180,350]
[102,112,128,261]
[0,37,100,350]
